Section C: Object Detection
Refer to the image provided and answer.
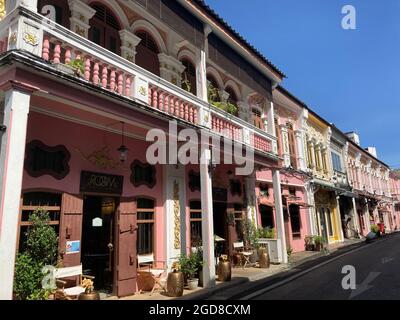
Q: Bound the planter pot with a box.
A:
[314,243,323,251]
[217,261,232,282]
[167,271,184,297]
[258,247,270,269]
[187,278,199,290]
[54,63,83,78]
[78,291,100,300]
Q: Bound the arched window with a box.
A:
[89,3,121,54]
[135,31,160,76]
[137,197,155,254]
[225,87,238,107]
[207,75,220,102]
[38,0,71,28]
[181,58,196,95]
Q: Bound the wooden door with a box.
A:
[116,197,137,297]
[59,193,83,267]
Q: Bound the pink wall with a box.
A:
[256,170,308,252]
[23,112,166,260]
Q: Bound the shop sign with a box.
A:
[80,171,124,195]
[66,240,80,255]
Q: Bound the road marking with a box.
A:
[349,272,381,299]
[240,235,399,300]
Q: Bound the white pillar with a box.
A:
[266,101,278,154]
[272,169,288,263]
[119,30,141,63]
[295,130,306,171]
[200,148,215,288]
[0,86,32,300]
[68,0,96,39]
[6,0,38,12]
[335,196,345,241]
[352,197,361,236]
[245,172,258,226]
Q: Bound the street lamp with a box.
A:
[117,122,128,163]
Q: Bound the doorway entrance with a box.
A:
[81,196,117,293]
[213,201,228,255]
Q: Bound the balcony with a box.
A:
[0,7,277,157]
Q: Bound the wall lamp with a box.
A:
[0,125,6,132]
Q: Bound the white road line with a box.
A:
[240,236,398,300]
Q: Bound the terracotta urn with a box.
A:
[217,260,232,282]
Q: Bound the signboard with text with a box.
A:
[80,171,124,195]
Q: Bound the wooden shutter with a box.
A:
[60,193,83,267]
[116,197,137,297]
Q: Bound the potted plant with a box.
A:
[304,235,315,251]
[178,253,201,290]
[243,219,260,263]
[166,262,184,297]
[371,224,381,237]
[313,235,324,251]
[207,83,238,116]
[54,58,84,77]
[14,208,59,300]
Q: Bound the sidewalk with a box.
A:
[104,237,365,301]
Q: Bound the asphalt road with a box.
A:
[240,233,400,300]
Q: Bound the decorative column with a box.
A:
[351,197,361,236]
[280,124,290,167]
[196,24,211,102]
[366,161,373,193]
[119,30,141,63]
[272,169,288,263]
[266,101,278,154]
[7,7,43,56]
[244,172,258,226]
[309,141,316,171]
[315,144,323,172]
[237,101,248,122]
[68,0,96,39]
[200,148,215,288]
[158,53,186,86]
[335,196,345,241]
[295,129,306,171]
[219,89,229,104]
[163,165,187,269]
[5,0,38,12]
[0,83,35,300]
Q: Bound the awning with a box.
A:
[340,191,359,199]
[287,201,314,208]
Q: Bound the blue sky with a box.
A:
[205,0,400,168]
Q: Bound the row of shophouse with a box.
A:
[0,0,399,299]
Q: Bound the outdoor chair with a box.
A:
[233,241,253,270]
[53,264,95,300]
[137,253,167,296]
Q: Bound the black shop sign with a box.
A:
[80,171,124,195]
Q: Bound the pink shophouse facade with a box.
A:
[0,0,293,299]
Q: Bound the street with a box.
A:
[235,233,400,300]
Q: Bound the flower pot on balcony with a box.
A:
[54,63,76,76]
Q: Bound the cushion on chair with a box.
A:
[64,286,85,296]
